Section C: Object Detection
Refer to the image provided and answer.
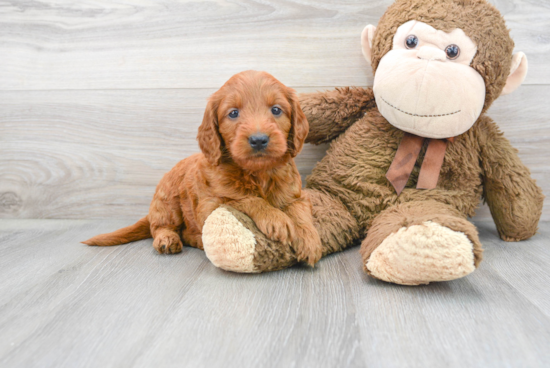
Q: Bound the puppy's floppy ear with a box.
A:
[197,96,223,165]
[287,89,309,157]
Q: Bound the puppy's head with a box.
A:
[197,70,308,171]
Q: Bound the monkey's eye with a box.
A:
[405,35,418,49]
[228,109,239,119]
[445,44,460,60]
[271,106,283,116]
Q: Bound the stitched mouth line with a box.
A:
[381,97,461,117]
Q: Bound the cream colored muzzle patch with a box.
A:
[202,207,258,273]
[371,20,485,139]
[374,50,485,139]
[366,221,475,285]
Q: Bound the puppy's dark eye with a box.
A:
[405,35,418,49]
[228,109,239,119]
[445,44,460,60]
[271,106,282,116]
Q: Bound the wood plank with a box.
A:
[1,85,548,220]
[0,0,548,91]
[475,220,550,316]
[0,219,549,367]
[0,219,365,367]
[345,244,550,368]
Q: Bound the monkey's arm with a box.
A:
[300,87,376,145]
[479,119,544,241]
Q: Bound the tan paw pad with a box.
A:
[366,221,475,285]
[202,207,258,273]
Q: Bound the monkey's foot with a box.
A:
[202,205,297,273]
[365,221,476,285]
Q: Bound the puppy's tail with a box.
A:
[82,216,152,246]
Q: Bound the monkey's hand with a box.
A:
[480,118,544,241]
[300,87,376,145]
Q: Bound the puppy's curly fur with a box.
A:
[83,70,322,266]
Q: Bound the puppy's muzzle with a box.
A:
[249,134,269,151]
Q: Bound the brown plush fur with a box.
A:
[303,0,543,265]
[301,95,542,270]
[303,87,376,144]
[227,0,543,278]
[83,70,322,266]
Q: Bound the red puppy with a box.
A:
[83,70,322,266]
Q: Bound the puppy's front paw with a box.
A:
[294,226,323,266]
[153,230,183,254]
[255,211,296,245]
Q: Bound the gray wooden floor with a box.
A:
[0,219,548,368]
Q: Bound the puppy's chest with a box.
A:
[215,167,299,208]
[253,177,298,208]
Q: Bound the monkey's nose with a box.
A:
[249,134,269,151]
[417,46,446,61]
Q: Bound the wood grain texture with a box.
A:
[0,0,548,91]
[1,85,548,220]
[0,219,548,368]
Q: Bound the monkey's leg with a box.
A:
[361,201,483,285]
[201,189,360,273]
[308,189,361,256]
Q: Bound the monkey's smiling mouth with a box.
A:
[381,96,461,117]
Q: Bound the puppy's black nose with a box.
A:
[249,134,269,151]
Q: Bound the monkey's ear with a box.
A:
[501,52,528,96]
[361,25,377,66]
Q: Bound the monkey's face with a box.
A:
[373,21,485,139]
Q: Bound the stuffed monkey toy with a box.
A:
[201,0,544,285]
